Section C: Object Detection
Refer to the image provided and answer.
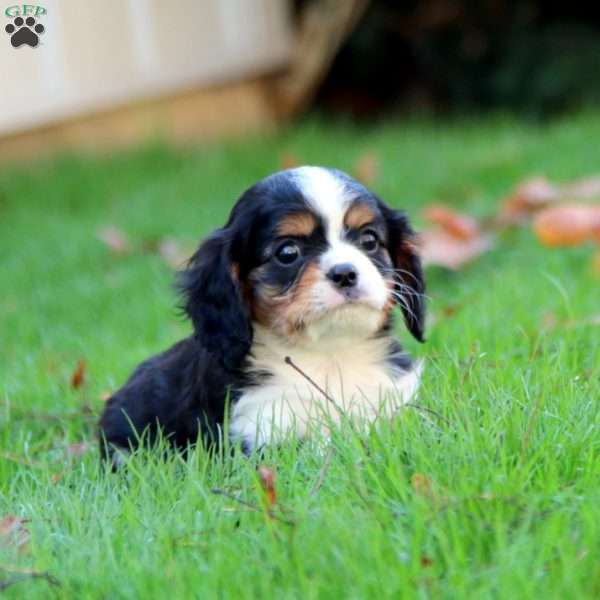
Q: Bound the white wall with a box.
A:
[0,0,292,136]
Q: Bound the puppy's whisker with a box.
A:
[388,280,430,302]
[374,263,422,285]
[391,287,425,300]
[389,291,419,323]
[390,291,420,315]
[382,268,426,292]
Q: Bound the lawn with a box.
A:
[1,113,599,598]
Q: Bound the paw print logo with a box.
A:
[5,16,45,48]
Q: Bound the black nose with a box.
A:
[327,263,358,288]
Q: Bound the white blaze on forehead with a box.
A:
[293,166,389,313]
[293,166,351,241]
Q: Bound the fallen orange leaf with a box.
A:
[419,204,493,269]
[411,473,433,499]
[279,151,301,170]
[97,226,130,254]
[541,312,600,330]
[51,470,66,484]
[420,555,434,567]
[533,204,600,247]
[497,176,559,225]
[410,473,449,507]
[419,229,494,270]
[257,466,277,508]
[498,175,600,226]
[423,205,480,240]
[157,238,194,269]
[66,442,91,459]
[353,151,379,185]
[70,359,86,389]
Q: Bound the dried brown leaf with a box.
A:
[66,442,91,459]
[498,175,600,226]
[353,151,379,185]
[419,229,493,270]
[0,516,30,553]
[158,238,194,269]
[411,473,449,507]
[533,204,600,247]
[497,176,560,225]
[138,237,161,254]
[423,205,480,240]
[540,312,600,330]
[565,314,600,328]
[51,470,66,484]
[442,305,460,318]
[279,151,301,170]
[420,204,492,269]
[541,312,559,331]
[70,359,86,389]
[411,473,433,499]
[97,226,130,254]
[257,466,277,508]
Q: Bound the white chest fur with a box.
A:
[230,326,421,451]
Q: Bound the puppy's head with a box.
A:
[180,166,425,369]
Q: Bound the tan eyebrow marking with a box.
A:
[344,202,377,230]
[276,211,318,237]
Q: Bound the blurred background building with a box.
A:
[1,0,599,162]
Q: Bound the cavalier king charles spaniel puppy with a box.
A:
[99,166,425,464]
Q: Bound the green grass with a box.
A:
[1,113,600,599]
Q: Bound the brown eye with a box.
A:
[275,241,301,265]
[359,230,379,253]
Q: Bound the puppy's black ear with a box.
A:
[385,208,426,342]
[179,228,252,369]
